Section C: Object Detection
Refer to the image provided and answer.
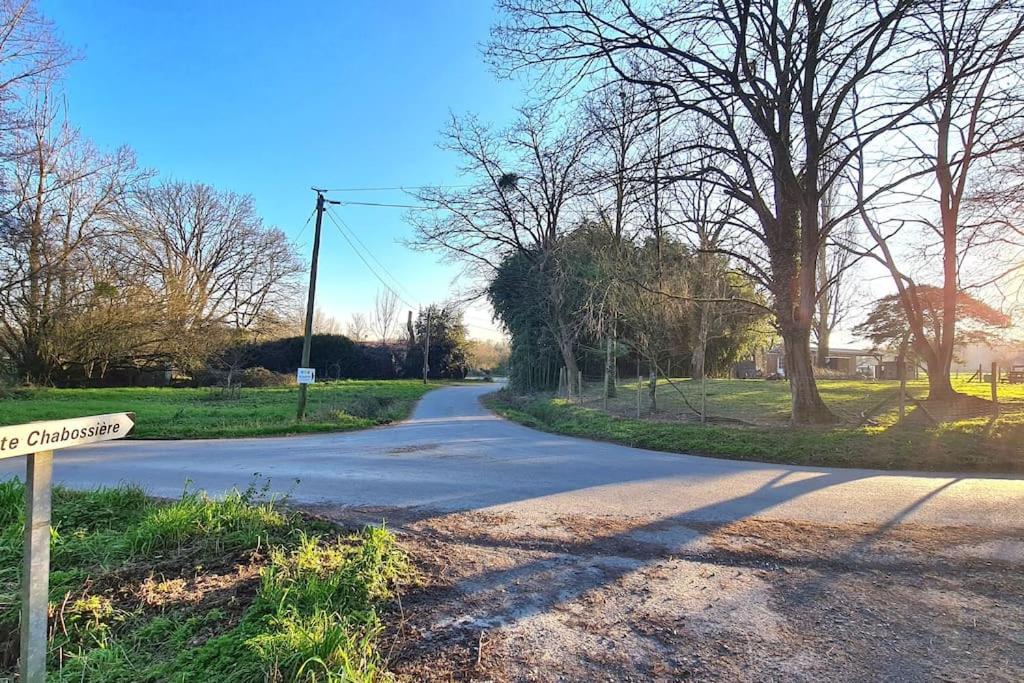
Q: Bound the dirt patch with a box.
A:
[388,443,443,455]
[316,506,1024,682]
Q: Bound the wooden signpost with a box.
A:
[0,412,135,683]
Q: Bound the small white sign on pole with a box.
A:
[297,367,316,384]
[0,412,135,683]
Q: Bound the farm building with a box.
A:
[736,343,877,379]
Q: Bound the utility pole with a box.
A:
[297,189,338,420]
[421,307,432,384]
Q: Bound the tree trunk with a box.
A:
[558,339,579,396]
[815,323,830,369]
[780,323,836,424]
[648,369,657,413]
[692,301,710,379]
[604,334,617,398]
[917,339,958,401]
[925,362,956,400]
[815,200,831,369]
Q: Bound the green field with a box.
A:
[0,380,437,439]
[0,482,411,681]
[579,376,1024,426]
[487,377,1024,473]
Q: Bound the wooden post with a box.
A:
[21,450,53,683]
[700,368,707,425]
[422,309,432,385]
[649,368,657,413]
[991,361,999,416]
[297,192,328,421]
[577,370,583,405]
[898,357,906,421]
[603,341,609,411]
[636,358,641,418]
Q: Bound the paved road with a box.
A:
[2,383,1023,529]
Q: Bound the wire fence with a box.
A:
[551,363,1024,428]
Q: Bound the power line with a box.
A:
[324,206,503,336]
[324,207,418,310]
[337,200,432,210]
[294,206,317,242]
[325,207,420,305]
[319,183,475,192]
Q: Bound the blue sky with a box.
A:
[40,0,520,339]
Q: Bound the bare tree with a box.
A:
[490,0,925,423]
[0,97,143,382]
[671,169,744,381]
[276,306,342,337]
[346,312,370,342]
[584,81,656,398]
[0,0,70,150]
[372,288,399,343]
[116,180,301,370]
[412,106,593,379]
[854,0,1024,399]
[814,193,861,368]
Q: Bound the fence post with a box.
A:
[577,369,583,405]
[898,357,906,421]
[700,371,707,425]
[636,358,641,418]
[649,368,657,413]
[991,361,999,417]
[603,359,609,412]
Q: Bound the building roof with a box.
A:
[769,343,874,357]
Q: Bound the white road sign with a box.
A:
[1,411,136,682]
[297,367,316,384]
[0,412,135,460]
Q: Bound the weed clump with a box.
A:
[0,480,410,682]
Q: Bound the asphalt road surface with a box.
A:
[2,383,1022,529]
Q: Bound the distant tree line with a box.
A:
[208,305,471,386]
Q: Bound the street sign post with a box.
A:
[0,412,135,683]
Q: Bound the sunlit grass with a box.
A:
[0,480,410,681]
[599,376,1020,426]
[0,380,437,439]
[487,385,1024,473]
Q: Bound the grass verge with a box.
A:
[0,380,437,439]
[485,389,1024,474]
[0,481,412,681]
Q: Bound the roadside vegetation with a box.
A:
[486,378,1024,473]
[0,381,437,439]
[0,481,411,682]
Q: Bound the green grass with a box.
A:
[0,481,411,681]
[0,380,437,439]
[585,376,1024,426]
[486,386,1024,474]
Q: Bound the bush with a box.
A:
[240,367,294,387]
[245,335,366,378]
[192,368,228,387]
